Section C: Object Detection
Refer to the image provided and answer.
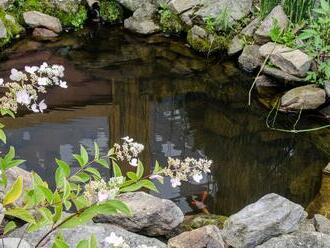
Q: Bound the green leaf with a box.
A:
[94,142,100,160]
[153,161,162,174]
[80,145,89,165]
[0,128,6,143]
[38,185,54,203]
[5,208,35,223]
[103,200,131,215]
[4,146,15,162]
[73,154,84,167]
[85,167,101,179]
[127,172,137,181]
[107,147,115,157]
[55,167,65,188]
[96,159,109,168]
[76,240,89,248]
[112,160,122,177]
[72,195,91,211]
[63,179,71,200]
[75,172,90,183]
[6,159,25,169]
[3,176,23,206]
[120,182,143,192]
[52,234,70,248]
[38,207,53,223]
[90,234,97,248]
[53,191,63,223]
[4,221,17,234]
[56,159,71,177]
[136,161,144,179]
[139,179,159,192]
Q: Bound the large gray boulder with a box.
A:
[10,222,166,247]
[0,238,31,248]
[0,0,9,8]
[124,3,160,34]
[23,11,62,33]
[314,214,330,235]
[238,45,262,72]
[281,85,326,111]
[256,232,330,248]
[259,42,312,77]
[255,5,289,44]
[222,193,307,248]
[262,66,306,83]
[94,192,184,236]
[168,225,225,248]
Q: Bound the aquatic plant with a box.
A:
[0,64,212,246]
[159,4,184,34]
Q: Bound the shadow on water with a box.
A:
[0,25,329,216]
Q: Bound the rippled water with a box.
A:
[0,25,329,216]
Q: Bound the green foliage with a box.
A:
[0,8,23,48]
[204,8,232,34]
[99,0,122,23]
[55,5,88,30]
[270,21,297,47]
[260,0,281,18]
[283,0,316,24]
[159,4,184,34]
[299,0,330,85]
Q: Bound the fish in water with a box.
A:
[191,191,209,214]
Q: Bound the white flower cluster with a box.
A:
[155,157,212,188]
[0,63,67,114]
[104,233,157,248]
[114,137,144,166]
[83,177,125,204]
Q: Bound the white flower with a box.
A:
[192,173,203,183]
[38,100,47,113]
[25,66,39,74]
[150,174,163,180]
[0,78,3,85]
[122,136,133,143]
[37,77,50,86]
[31,103,39,113]
[98,191,109,202]
[59,80,68,88]
[9,68,25,81]
[16,90,31,105]
[129,158,138,167]
[170,178,181,188]
[104,232,125,247]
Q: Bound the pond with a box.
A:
[0,25,329,216]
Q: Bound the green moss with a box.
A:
[99,0,122,23]
[187,28,230,53]
[159,5,184,34]
[0,8,23,48]
[180,214,228,232]
[55,5,88,30]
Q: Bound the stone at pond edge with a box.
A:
[9,222,166,247]
[325,81,330,98]
[0,238,31,248]
[262,66,306,83]
[324,163,330,175]
[314,214,330,235]
[23,11,62,33]
[0,19,7,39]
[238,45,262,72]
[228,35,244,56]
[168,225,225,248]
[254,5,289,44]
[124,3,160,35]
[32,28,58,41]
[280,85,326,111]
[222,193,307,247]
[256,232,330,247]
[93,192,184,236]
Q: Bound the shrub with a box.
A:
[99,0,122,23]
[159,4,184,34]
[0,8,23,47]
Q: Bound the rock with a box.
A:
[228,36,244,55]
[94,192,184,236]
[255,5,289,44]
[255,75,278,88]
[0,0,9,8]
[168,0,200,14]
[0,19,7,39]
[238,45,262,72]
[262,66,306,83]
[325,81,330,98]
[50,0,82,13]
[117,0,152,11]
[168,225,225,248]
[324,163,330,175]
[280,85,326,111]
[222,193,307,248]
[23,11,62,33]
[259,42,312,77]
[0,238,31,248]
[256,232,330,248]
[298,219,316,232]
[124,3,160,35]
[241,17,262,37]
[32,28,58,40]
[10,222,166,247]
[314,214,330,235]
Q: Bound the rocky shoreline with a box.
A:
[2,166,330,247]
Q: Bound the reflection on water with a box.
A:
[0,26,329,216]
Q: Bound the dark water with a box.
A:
[0,26,329,216]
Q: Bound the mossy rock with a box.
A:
[159,6,185,34]
[0,8,24,48]
[99,0,123,23]
[187,26,230,53]
[182,214,228,231]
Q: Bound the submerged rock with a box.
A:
[238,45,262,72]
[32,28,58,40]
[94,192,184,236]
[256,232,330,248]
[314,214,330,235]
[222,193,307,248]
[280,85,326,111]
[168,225,225,248]
[254,5,289,44]
[124,3,160,34]
[10,222,166,247]
[23,11,62,33]
[260,42,312,77]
